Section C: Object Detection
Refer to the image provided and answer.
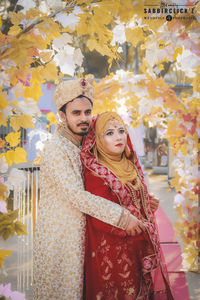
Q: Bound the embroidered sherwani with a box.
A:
[33,124,129,300]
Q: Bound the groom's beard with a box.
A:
[66,117,90,136]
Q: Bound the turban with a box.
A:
[53,75,94,111]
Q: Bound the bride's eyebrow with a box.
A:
[105,128,114,133]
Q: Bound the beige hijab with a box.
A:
[93,112,138,184]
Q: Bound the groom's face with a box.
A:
[59,97,93,138]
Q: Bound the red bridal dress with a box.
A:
[81,117,174,300]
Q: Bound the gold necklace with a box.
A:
[126,180,149,220]
[126,181,141,210]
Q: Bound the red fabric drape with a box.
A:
[81,116,174,300]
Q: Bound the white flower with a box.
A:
[16,98,42,117]
[0,200,8,213]
[28,129,50,142]
[54,45,75,76]
[52,33,73,51]
[17,0,36,12]
[0,59,16,70]
[5,168,26,191]
[0,156,9,174]
[174,193,185,208]
[55,12,80,30]
[2,105,13,120]
[145,45,174,67]
[73,48,84,66]
[36,140,45,151]
[73,6,83,15]
[154,97,164,107]
[79,67,84,74]
[127,17,136,29]
[139,97,152,116]
[46,0,64,9]
[0,72,10,87]
[176,49,200,77]
[111,23,126,45]
[0,283,26,300]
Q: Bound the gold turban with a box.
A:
[53,75,94,111]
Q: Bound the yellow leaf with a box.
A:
[159,64,164,70]
[0,250,11,268]
[118,0,135,22]
[11,100,19,107]
[76,15,90,36]
[170,177,180,188]
[30,67,44,85]
[33,155,41,166]
[13,147,27,164]
[125,27,144,47]
[8,25,21,36]
[24,83,43,102]
[9,11,25,26]
[0,16,2,28]
[0,182,8,200]
[39,50,53,63]
[92,7,113,25]
[5,131,21,147]
[19,115,35,130]
[99,0,120,17]
[25,8,42,20]
[42,62,59,82]
[46,112,57,125]
[0,96,9,110]
[14,220,27,236]
[10,115,34,132]
[37,17,61,44]
[192,69,200,93]
[5,150,15,166]
[10,116,21,132]
[87,39,98,51]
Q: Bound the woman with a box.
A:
[81,112,174,300]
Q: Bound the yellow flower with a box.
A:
[0,250,11,268]
[46,112,58,125]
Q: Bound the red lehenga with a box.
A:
[81,117,174,300]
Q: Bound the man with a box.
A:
[33,76,148,300]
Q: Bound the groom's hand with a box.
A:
[125,214,146,236]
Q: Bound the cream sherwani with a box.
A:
[33,124,130,300]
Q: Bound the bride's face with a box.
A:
[103,120,127,156]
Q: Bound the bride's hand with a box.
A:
[125,214,146,236]
[149,193,159,212]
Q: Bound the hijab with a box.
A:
[93,112,138,185]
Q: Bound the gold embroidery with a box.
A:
[128,287,135,295]
[33,130,126,299]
